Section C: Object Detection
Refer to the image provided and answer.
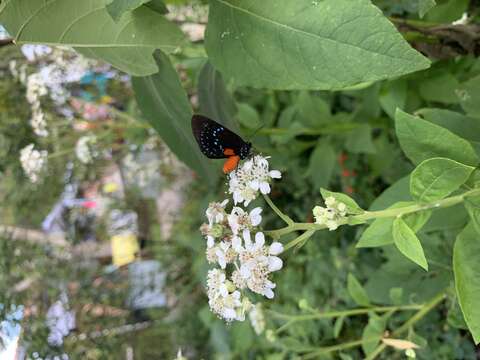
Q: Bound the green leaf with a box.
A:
[410,158,474,202]
[425,0,469,23]
[307,141,335,190]
[422,204,468,232]
[347,273,371,306]
[107,0,167,21]
[370,176,411,211]
[231,320,254,352]
[464,195,480,235]
[333,316,345,338]
[357,218,395,248]
[395,109,479,166]
[132,51,216,184]
[457,75,480,119]
[453,223,480,344]
[418,0,436,18]
[76,47,158,77]
[418,108,480,154]
[237,103,261,129]
[0,0,184,76]
[379,79,407,119]
[296,91,331,127]
[362,313,387,356]
[205,0,430,90]
[357,202,430,248]
[389,287,404,305]
[320,188,364,215]
[345,124,376,154]
[198,61,238,132]
[393,217,428,271]
[419,72,459,104]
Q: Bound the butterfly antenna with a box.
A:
[248,123,265,141]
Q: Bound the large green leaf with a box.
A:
[197,61,239,132]
[369,176,411,211]
[418,72,459,104]
[393,218,428,271]
[345,124,376,154]
[453,223,480,344]
[132,51,216,184]
[418,108,480,154]
[395,109,479,166]
[457,75,480,119]
[307,141,335,190]
[410,158,474,202]
[205,0,430,90]
[0,0,184,76]
[418,0,436,18]
[379,79,407,120]
[107,0,167,21]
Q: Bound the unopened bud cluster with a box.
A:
[312,196,347,231]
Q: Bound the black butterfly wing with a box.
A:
[192,115,247,159]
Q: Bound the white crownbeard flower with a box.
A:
[249,304,266,335]
[206,269,246,321]
[75,135,97,164]
[206,199,229,226]
[30,104,48,137]
[228,155,281,206]
[26,73,48,104]
[228,206,262,236]
[20,144,48,183]
[236,230,283,299]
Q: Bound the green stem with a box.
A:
[283,230,315,251]
[263,194,294,226]
[365,292,446,360]
[301,338,365,359]
[269,304,423,323]
[265,188,480,243]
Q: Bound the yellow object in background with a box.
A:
[111,233,139,267]
[103,182,119,194]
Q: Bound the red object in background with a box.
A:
[338,152,348,165]
[345,186,354,194]
[81,200,97,209]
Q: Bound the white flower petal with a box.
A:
[207,236,215,248]
[263,288,274,299]
[254,232,265,248]
[269,170,281,179]
[223,308,237,320]
[220,199,229,207]
[268,256,283,272]
[249,207,263,226]
[240,264,251,279]
[232,236,242,252]
[259,182,271,194]
[243,229,252,248]
[269,242,283,255]
[249,180,260,191]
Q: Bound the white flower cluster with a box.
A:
[20,143,48,183]
[202,155,283,323]
[26,73,49,137]
[228,155,281,206]
[75,135,98,164]
[312,196,347,231]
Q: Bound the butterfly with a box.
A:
[191,114,252,174]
